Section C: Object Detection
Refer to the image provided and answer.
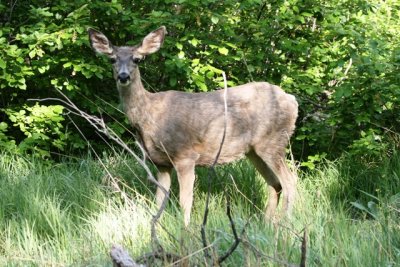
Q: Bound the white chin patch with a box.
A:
[118,80,130,86]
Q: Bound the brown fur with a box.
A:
[89,26,298,226]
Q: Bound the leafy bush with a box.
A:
[4,104,65,157]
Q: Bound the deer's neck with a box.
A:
[117,69,151,128]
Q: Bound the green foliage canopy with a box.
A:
[0,0,399,159]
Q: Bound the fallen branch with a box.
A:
[110,245,145,267]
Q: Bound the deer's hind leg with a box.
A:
[248,147,297,220]
[266,156,296,216]
[247,151,282,219]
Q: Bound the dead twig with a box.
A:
[30,92,171,261]
[300,228,307,267]
[136,250,181,266]
[201,71,229,262]
[217,193,241,264]
[110,245,145,267]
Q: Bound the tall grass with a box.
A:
[0,151,399,266]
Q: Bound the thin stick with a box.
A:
[217,193,241,264]
[110,245,144,267]
[31,91,169,251]
[201,71,229,260]
[300,228,307,267]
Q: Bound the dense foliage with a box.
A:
[1,0,399,159]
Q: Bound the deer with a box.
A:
[88,26,298,226]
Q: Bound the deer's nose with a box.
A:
[118,73,130,83]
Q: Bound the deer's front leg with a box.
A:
[175,159,196,226]
[155,166,172,208]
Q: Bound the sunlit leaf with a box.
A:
[218,47,229,55]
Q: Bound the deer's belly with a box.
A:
[194,139,250,166]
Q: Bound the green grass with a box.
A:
[0,151,399,266]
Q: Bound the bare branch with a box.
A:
[329,58,353,87]
[136,250,181,266]
[257,2,267,22]
[218,193,241,264]
[201,71,229,260]
[300,228,307,267]
[110,245,145,267]
[32,91,170,253]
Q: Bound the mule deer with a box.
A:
[89,26,298,226]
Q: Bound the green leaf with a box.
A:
[178,51,185,59]
[189,38,199,47]
[218,47,229,55]
[350,201,369,213]
[0,58,6,69]
[169,77,177,87]
[350,201,378,219]
[211,16,219,24]
[63,62,72,68]
[176,43,183,50]
[247,65,255,72]
[0,122,8,131]
[38,66,47,74]
[300,161,315,170]
[29,49,36,58]
[191,58,200,66]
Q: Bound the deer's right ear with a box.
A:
[88,28,114,56]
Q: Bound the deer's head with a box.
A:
[88,26,166,87]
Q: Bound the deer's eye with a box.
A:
[132,57,140,64]
[110,57,117,64]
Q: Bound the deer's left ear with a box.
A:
[137,26,167,56]
[88,28,114,56]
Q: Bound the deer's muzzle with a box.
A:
[118,73,130,84]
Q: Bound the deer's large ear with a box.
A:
[88,28,114,56]
[137,26,167,55]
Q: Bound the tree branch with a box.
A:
[218,193,241,264]
[110,245,145,267]
[30,91,170,257]
[300,228,307,267]
[201,71,229,261]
